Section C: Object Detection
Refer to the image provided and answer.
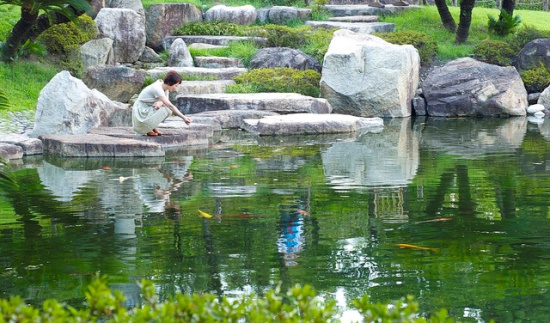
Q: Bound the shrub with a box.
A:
[376,30,438,66]
[488,9,521,37]
[0,275,451,322]
[231,67,321,97]
[310,0,332,21]
[37,14,97,54]
[473,39,515,66]
[175,21,246,36]
[521,65,550,93]
[507,26,550,52]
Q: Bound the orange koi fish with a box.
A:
[102,166,111,170]
[396,244,439,251]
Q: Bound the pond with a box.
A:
[1,116,550,322]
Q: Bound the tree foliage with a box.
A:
[0,0,91,61]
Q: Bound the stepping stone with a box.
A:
[40,134,165,157]
[328,15,379,22]
[0,143,23,160]
[164,35,267,49]
[89,126,212,148]
[169,80,236,102]
[175,93,332,115]
[187,110,280,129]
[0,133,43,155]
[305,21,395,33]
[242,113,384,135]
[146,66,247,81]
[194,56,244,68]
[325,4,422,17]
[188,43,227,50]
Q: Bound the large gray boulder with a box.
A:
[95,8,146,63]
[145,3,203,52]
[146,66,247,81]
[176,93,332,115]
[267,6,311,25]
[242,113,383,136]
[82,65,146,103]
[204,5,257,25]
[80,38,114,71]
[539,85,550,110]
[517,38,550,72]
[106,0,144,16]
[249,47,322,72]
[31,71,130,138]
[168,38,193,67]
[422,58,528,117]
[320,29,420,117]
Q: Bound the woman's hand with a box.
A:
[152,101,163,110]
[183,116,191,125]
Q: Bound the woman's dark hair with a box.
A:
[164,70,183,86]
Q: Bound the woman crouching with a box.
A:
[132,70,191,136]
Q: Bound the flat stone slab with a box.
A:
[325,4,422,17]
[305,21,395,33]
[164,35,267,49]
[189,110,280,129]
[194,56,244,68]
[89,126,212,148]
[242,113,384,135]
[0,143,23,160]
[146,66,247,81]
[176,93,332,115]
[0,133,43,155]
[169,80,236,102]
[40,134,165,157]
[328,15,379,22]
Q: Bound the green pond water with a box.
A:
[1,117,550,322]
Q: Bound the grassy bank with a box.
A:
[0,3,549,113]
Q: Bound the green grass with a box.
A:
[381,6,550,61]
[0,61,59,113]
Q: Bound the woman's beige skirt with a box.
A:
[132,101,172,135]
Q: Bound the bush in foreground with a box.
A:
[0,275,452,322]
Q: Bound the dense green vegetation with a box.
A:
[0,274,451,322]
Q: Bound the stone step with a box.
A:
[242,113,384,136]
[170,80,236,101]
[164,35,267,49]
[325,4,422,17]
[194,56,244,68]
[146,66,247,81]
[175,93,332,115]
[328,15,380,22]
[305,21,395,33]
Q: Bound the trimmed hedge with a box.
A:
[230,67,322,97]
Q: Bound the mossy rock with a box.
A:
[231,67,321,97]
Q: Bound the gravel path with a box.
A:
[0,111,35,135]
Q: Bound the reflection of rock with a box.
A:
[420,117,527,157]
[37,161,97,202]
[536,120,550,141]
[322,118,419,189]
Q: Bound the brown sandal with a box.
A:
[146,131,158,136]
[153,128,163,136]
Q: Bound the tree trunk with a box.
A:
[434,0,457,32]
[1,8,37,61]
[501,0,515,15]
[455,0,475,44]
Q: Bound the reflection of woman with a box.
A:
[132,70,191,136]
